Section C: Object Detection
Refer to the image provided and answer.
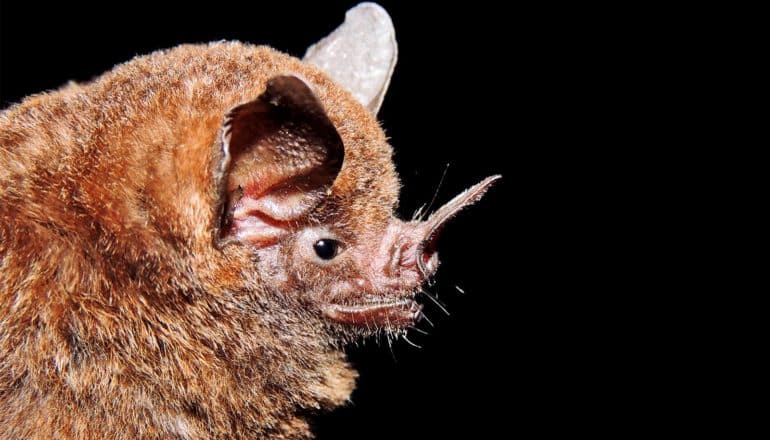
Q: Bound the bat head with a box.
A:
[0,4,501,438]
[214,4,499,337]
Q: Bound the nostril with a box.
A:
[427,252,439,272]
[416,244,440,279]
[421,251,433,267]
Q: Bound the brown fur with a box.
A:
[0,42,400,439]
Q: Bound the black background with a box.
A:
[0,2,627,438]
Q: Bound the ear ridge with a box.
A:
[303,3,397,114]
[216,75,344,247]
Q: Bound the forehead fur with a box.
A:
[1,41,400,255]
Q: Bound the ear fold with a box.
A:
[303,2,397,114]
[218,76,344,247]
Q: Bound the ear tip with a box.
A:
[347,2,394,22]
[303,2,397,116]
[346,3,396,44]
[266,75,312,94]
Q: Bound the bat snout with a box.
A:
[380,225,440,288]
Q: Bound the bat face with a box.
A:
[209,3,499,338]
[286,177,500,333]
[219,75,499,335]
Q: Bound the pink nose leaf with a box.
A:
[416,175,501,277]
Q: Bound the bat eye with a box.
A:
[313,239,340,260]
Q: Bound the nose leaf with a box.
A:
[416,175,501,277]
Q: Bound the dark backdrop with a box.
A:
[0,2,611,438]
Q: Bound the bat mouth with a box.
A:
[322,298,423,328]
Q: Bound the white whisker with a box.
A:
[410,327,429,336]
[402,334,423,349]
[420,289,450,317]
[386,332,397,361]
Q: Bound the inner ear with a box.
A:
[215,76,344,247]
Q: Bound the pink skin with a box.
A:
[233,173,500,330]
[319,220,437,327]
[318,175,501,329]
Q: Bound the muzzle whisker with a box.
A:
[386,332,397,361]
[409,326,429,336]
[402,334,423,349]
[419,289,451,317]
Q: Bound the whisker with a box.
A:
[420,163,450,221]
[410,326,429,335]
[455,285,466,295]
[421,313,435,328]
[386,332,397,362]
[402,334,423,349]
[420,289,451,317]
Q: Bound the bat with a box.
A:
[0,3,499,438]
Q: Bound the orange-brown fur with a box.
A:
[0,42,399,439]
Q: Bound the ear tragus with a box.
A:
[217,75,344,247]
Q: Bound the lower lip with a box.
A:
[323,299,423,327]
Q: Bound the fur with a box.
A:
[0,42,400,439]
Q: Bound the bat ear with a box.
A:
[216,75,344,247]
[303,2,397,115]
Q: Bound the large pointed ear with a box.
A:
[216,75,344,248]
[303,2,397,115]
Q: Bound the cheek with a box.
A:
[254,245,291,290]
[293,246,362,298]
[254,239,333,296]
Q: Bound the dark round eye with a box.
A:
[313,239,340,260]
